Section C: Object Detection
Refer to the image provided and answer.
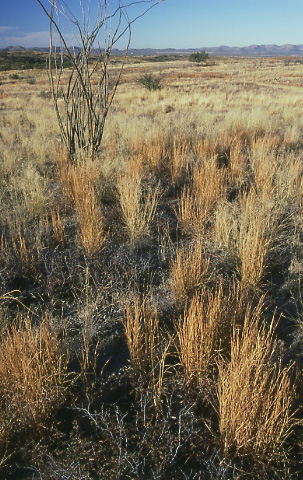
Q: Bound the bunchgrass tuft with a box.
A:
[217,302,297,461]
[0,316,69,445]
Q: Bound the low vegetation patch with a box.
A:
[189,50,209,63]
[137,72,162,90]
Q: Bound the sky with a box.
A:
[1,0,303,50]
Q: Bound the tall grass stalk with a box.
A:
[44,207,66,247]
[177,285,221,383]
[171,135,191,184]
[214,190,275,291]
[124,296,169,411]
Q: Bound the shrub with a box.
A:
[189,51,209,63]
[137,73,162,90]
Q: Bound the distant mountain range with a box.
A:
[2,44,303,56]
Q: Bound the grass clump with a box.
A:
[57,150,105,255]
[178,158,227,236]
[0,316,69,445]
[214,189,276,292]
[177,283,224,384]
[118,161,159,246]
[124,296,160,376]
[177,280,245,385]
[171,241,211,307]
[217,302,297,461]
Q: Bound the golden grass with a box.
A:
[14,163,48,219]
[274,152,303,204]
[177,292,217,384]
[144,133,168,175]
[12,231,38,278]
[0,235,11,271]
[194,159,227,214]
[237,189,274,290]
[118,157,159,246]
[178,158,227,236]
[124,296,159,375]
[171,241,211,307]
[214,201,237,254]
[217,301,296,460]
[44,207,66,248]
[178,188,202,236]
[0,316,69,444]
[177,283,223,383]
[177,280,245,385]
[129,131,168,175]
[214,189,276,291]
[171,134,191,184]
[57,150,105,255]
[124,295,170,410]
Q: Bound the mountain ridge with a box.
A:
[2,44,303,56]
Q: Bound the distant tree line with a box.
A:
[0,52,74,71]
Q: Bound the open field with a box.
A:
[2,54,303,478]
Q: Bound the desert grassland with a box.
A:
[1,55,303,477]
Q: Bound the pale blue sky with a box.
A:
[0,0,303,49]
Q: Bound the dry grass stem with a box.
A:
[44,207,66,247]
[171,135,191,184]
[12,231,38,277]
[124,296,170,411]
[214,190,275,291]
[177,288,219,383]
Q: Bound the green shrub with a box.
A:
[189,51,209,63]
[137,73,161,91]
